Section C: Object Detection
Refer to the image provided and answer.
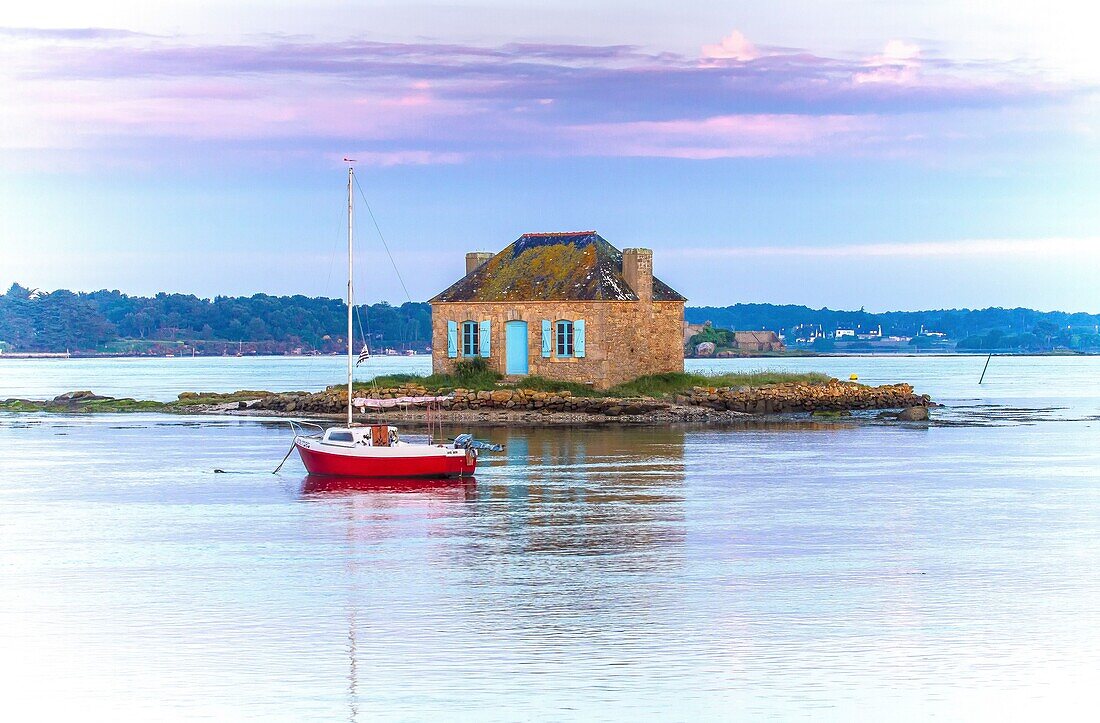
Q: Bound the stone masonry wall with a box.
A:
[431,300,685,389]
[248,381,931,417]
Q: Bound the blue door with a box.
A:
[505,321,529,375]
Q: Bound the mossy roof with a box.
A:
[430,231,686,303]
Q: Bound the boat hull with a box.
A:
[295,438,476,478]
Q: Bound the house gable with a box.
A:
[430,231,685,303]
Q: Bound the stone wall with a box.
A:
[675,382,929,414]
[249,380,930,417]
[430,300,685,389]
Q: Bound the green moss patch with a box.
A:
[358,367,832,399]
[367,358,503,392]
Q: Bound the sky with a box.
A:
[1,0,1098,311]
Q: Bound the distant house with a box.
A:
[834,328,856,338]
[683,321,709,346]
[430,231,686,389]
[791,325,824,343]
[732,331,785,352]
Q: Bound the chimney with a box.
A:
[466,251,493,275]
[622,248,653,302]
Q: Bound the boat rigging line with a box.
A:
[352,174,413,304]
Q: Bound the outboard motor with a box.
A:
[452,433,503,452]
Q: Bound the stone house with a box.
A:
[732,330,785,352]
[429,231,685,389]
[683,321,709,346]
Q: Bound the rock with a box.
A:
[694,341,716,357]
[897,406,929,421]
[53,390,107,403]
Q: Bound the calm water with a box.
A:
[2,357,1100,720]
[3,352,1099,407]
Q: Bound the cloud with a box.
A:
[0,27,1080,169]
[701,30,759,61]
[677,238,1100,259]
[856,39,924,85]
[0,26,153,40]
[563,114,872,159]
[344,150,470,167]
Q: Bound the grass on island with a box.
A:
[606,370,831,397]
[358,359,832,399]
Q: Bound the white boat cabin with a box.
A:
[321,425,400,448]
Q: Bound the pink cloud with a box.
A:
[855,39,924,84]
[564,114,873,159]
[701,30,759,62]
[0,28,1076,170]
[344,150,470,167]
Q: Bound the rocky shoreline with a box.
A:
[2,379,933,426]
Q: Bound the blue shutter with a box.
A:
[541,320,552,357]
[574,319,585,357]
[447,320,458,358]
[479,319,491,357]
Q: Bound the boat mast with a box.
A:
[346,164,354,426]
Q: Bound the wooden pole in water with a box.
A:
[979,353,993,384]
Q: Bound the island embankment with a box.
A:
[1,371,933,426]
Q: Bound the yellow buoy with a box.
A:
[849,373,859,380]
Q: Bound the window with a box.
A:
[325,431,354,444]
[462,320,479,357]
[555,320,574,357]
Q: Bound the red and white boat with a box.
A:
[288,163,478,479]
[294,423,476,478]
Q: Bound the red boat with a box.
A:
[285,163,480,479]
[294,424,476,478]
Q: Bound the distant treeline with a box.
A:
[687,304,1100,352]
[0,284,431,354]
[4,285,1100,354]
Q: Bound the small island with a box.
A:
[0,360,932,425]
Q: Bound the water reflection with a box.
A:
[473,426,688,557]
[290,426,692,720]
[297,427,690,560]
[301,474,477,498]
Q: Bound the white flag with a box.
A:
[355,345,370,365]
